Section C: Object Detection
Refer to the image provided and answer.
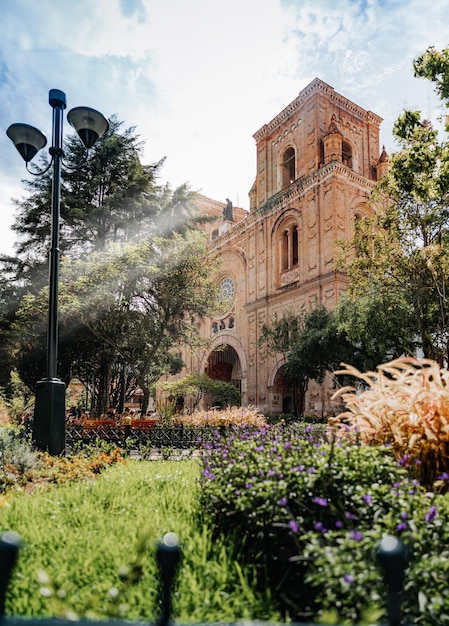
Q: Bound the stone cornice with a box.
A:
[243,271,350,313]
[253,78,382,142]
[258,161,375,216]
[209,161,375,251]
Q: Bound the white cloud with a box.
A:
[1,0,449,254]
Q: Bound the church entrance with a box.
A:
[205,345,242,408]
[273,364,304,416]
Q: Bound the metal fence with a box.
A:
[65,423,225,452]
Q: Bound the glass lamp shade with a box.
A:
[67,106,109,149]
[6,123,47,162]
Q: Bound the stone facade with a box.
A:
[176,78,388,415]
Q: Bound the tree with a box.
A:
[335,287,415,369]
[11,117,165,261]
[0,114,213,413]
[259,296,419,417]
[259,309,344,416]
[157,372,241,412]
[413,46,449,103]
[57,230,222,415]
[339,46,449,365]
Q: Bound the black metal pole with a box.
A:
[32,90,67,455]
[47,90,64,380]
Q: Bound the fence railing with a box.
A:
[0,530,409,626]
[65,423,220,451]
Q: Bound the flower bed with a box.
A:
[198,423,449,624]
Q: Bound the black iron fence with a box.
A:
[65,423,223,451]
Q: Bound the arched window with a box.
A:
[211,229,219,241]
[281,229,289,270]
[292,225,298,265]
[279,221,299,272]
[282,147,296,187]
[342,141,353,168]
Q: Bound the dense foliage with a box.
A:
[339,45,449,366]
[0,116,219,416]
[258,305,394,416]
[199,424,449,624]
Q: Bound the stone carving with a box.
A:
[280,267,300,286]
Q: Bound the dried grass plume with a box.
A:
[330,357,449,489]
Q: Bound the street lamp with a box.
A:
[6,89,109,455]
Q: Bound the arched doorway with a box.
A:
[273,365,292,413]
[200,335,247,408]
[272,364,304,416]
[206,345,241,390]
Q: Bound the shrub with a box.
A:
[0,426,39,493]
[303,484,449,625]
[0,431,125,498]
[331,357,449,489]
[27,446,125,490]
[174,405,266,428]
[198,424,449,624]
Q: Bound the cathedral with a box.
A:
[179,78,389,416]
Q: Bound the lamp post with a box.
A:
[6,89,109,455]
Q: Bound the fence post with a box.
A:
[0,531,21,617]
[376,535,408,626]
[156,532,182,626]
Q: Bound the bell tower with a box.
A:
[250,78,384,213]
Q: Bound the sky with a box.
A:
[0,0,448,255]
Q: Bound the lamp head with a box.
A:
[6,123,47,163]
[67,106,109,149]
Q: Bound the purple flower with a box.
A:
[335,520,344,529]
[362,494,372,504]
[396,522,408,532]
[400,511,408,520]
[425,505,437,523]
[288,520,299,533]
[438,472,449,481]
[344,574,354,584]
[314,521,327,534]
[278,497,288,506]
[313,497,329,507]
[344,511,356,521]
[350,530,363,542]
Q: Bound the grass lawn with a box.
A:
[0,458,282,623]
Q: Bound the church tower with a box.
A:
[179,79,387,415]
